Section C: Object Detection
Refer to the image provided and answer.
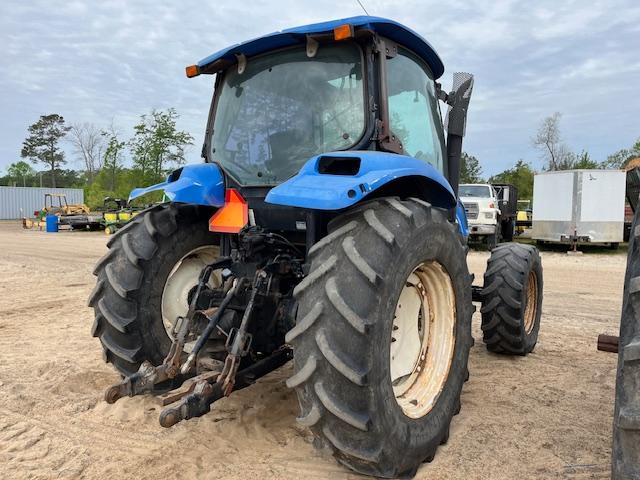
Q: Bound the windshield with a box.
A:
[459,185,492,198]
[210,43,365,185]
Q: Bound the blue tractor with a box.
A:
[90,16,543,477]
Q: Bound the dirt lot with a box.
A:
[0,222,625,479]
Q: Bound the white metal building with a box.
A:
[0,186,84,219]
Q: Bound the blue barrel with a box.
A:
[45,214,59,233]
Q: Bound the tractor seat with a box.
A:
[267,130,317,178]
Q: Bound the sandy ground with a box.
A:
[0,221,625,479]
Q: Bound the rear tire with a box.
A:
[288,198,473,478]
[612,215,640,479]
[88,203,219,376]
[480,243,543,355]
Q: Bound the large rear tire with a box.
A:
[287,198,473,478]
[612,215,640,479]
[480,243,543,355]
[88,203,219,376]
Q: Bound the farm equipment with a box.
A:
[22,193,93,229]
[89,16,543,478]
[516,199,533,235]
[43,193,90,215]
[101,197,139,234]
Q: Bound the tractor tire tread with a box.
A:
[480,242,543,355]
[288,198,472,478]
[612,206,640,478]
[89,203,217,376]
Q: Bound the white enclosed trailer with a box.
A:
[532,170,625,245]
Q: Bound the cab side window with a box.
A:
[387,48,446,172]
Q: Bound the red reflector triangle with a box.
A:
[209,189,248,233]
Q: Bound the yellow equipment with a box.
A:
[43,193,90,215]
[515,199,532,235]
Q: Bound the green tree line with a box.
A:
[4,109,639,206]
[1,108,193,208]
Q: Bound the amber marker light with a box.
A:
[209,189,248,233]
[185,64,200,78]
[333,24,354,41]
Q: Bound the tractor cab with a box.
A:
[191,17,470,211]
[132,17,473,240]
[198,21,447,187]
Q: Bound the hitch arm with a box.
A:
[218,271,266,396]
[103,257,233,404]
[181,278,244,374]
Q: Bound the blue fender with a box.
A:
[128,163,225,207]
[265,151,456,210]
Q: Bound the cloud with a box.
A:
[1,0,639,176]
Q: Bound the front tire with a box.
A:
[287,198,473,478]
[480,243,543,355]
[88,203,219,376]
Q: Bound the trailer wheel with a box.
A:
[480,243,543,355]
[612,214,640,479]
[288,198,473,478]
[88,203,219,376]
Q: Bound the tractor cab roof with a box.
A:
[194,16,444,79]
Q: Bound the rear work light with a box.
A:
[209,189,248,233]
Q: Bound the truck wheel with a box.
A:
[88,203,219,376]
[501,218,515,242]
[612,214,640,479]
[288,198,473,478]
[487,223,501,250]
[480,243,543,355]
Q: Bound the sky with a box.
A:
[1,0,639,177]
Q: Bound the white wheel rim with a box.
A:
[390,261,456,419]
[161,246,220,339]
